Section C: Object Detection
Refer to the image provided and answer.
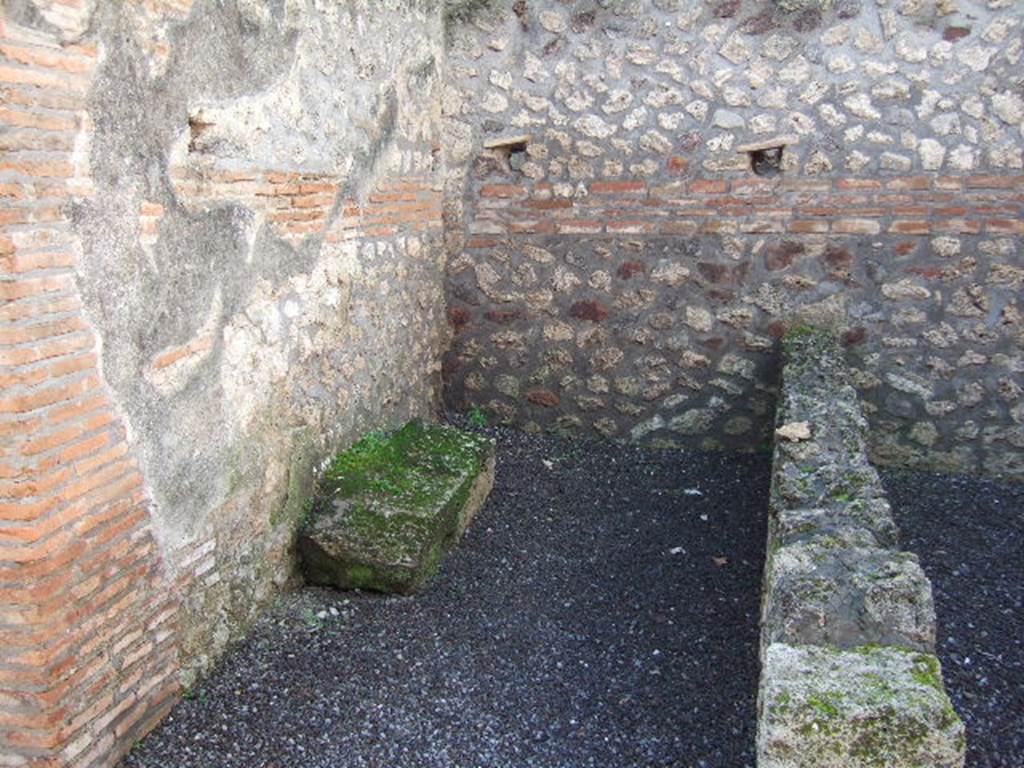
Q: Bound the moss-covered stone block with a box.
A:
[298,420,495,595]
[758,643,965,768]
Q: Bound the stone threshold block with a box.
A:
[762,543,936,653]
[299,420,496,595]
[758,643,966,768]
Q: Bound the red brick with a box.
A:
[556,220,602,234]
[778,179,832,193]
[0,315,88,345]
[836,179,882,190]
[589,180,646,195]
[0,156,76,178]
[934,219,981,234]
[833,219,881,235]
[891,206,930,217]
[368,191,417,203]
[886,176,930,191]
[45,392,110,427]
[508,220,556,235]
[0,527,73,563]
[700,220,738,234]
[0,274,74,302]
[265,208,324,224]
[658,221,699,235]
[0,364,49,390]
[361,225,396,238]
[0,248,76,274]
[797,206,842,217]
[0,466,73,501]
[0,374,100,415]
[788,220,829,234]
[523,198,573,210]
[840,207,886,217]
[606,220,654,233]
[291,193,334,209]
[59,432,120,471]
[738,219,784,234]
[888,220,931,235]
[479,184,527,199]
[0,42,95,74]
[690,180,728,194]
[965,175,1021,189]
[987,219,1024,234]
[731,179,775,194]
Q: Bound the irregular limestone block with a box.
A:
[299,420,495,595]
[776,330,870,445]
[762,543,936,653]
[771,499,899,551]
[772,454,885,511]
[758,643,966,768]
[780,388,868,442]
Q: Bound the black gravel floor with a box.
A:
[883,469,1024,768]
[124,423,771,768]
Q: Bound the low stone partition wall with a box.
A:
[757,329,965,767]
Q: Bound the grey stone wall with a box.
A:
[442,0,1024,480]
[70,0,448,682]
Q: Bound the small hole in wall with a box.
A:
[507,143,528,171]
[483,134,533,174]
[188,114,215,153]
[749,147,784,177]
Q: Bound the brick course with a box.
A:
[1,15,181,767]
[463,174,1024,238]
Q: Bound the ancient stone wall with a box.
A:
[1,0,446,763]
[442,0,1024,479]
[758,328,964,767]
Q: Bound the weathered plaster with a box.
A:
[69,0,448,681]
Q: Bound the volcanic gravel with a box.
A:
[123,422,771,768]
[882,469,1024,768]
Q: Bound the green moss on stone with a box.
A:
[313,420,490,518]
[272,429,319,528]
[910,653,944,692]
[782,325,834,355]
[299,420,494,594]
[770,651,966,768]
[807,695,841,719]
